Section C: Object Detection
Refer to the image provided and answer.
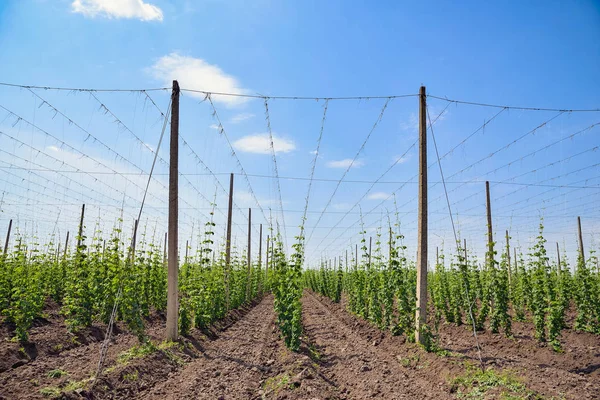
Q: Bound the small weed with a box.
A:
[263,373,293,396]
[52,344,63,352]
[47,369,68,378]
[117,342,157,364]
[308,343,321,361]
[39,387,60,398]
[122,370,139,382]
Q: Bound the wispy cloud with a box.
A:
[232,133,295,154]
[326,159,365,169]
[230,113,255,124]
[393,154,411,164]
[209,124,220,130]
[71,0,163,21]
[367,192,390,200]
[147,53,248,106]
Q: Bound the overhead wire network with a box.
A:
[0,81,598,266]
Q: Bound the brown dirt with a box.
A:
[438,315,600,399]
[2,292,599,399]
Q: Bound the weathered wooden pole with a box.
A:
[3,219,12,256]
[131,219,139,262]
[185,240,189,264]
[556,242,561,273]
[368,236,372,269]
[265,235,270,284]
[485,181,493,269]
[166,80,180,341]
[258,224,263,294]
[163,232,167,266]
[577,216,585,266]
[225,173,234,309]
[64,231,70,258]
[506,230,511,287]
[77,204,85,248]
[245,208,252,301]
[415,85,428,345]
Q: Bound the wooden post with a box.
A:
[355,244,358,269]
[265,235,270,285]
[63,231,70,258]
[513,247,518,275]
[225,173,234,309]
[389,227,393,268]
[577,216,585,266]
[185,240,189,264]
[77,204,85,248]
[163,232,167,266]
[258,224,263,294]
[166,80,180,341]
[3,219,12,256]
[245,208,252,301]
[556,242,561,273]
[368,236,372,269]
[415,85,428,344]
[131,219,139,262]
[506,230,511,287]
[346,249,348,273]
[485,181,493,269]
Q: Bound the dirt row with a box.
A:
[2,292,599,399]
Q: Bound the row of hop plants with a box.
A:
[0,206,266,343]
[304,220,600,352]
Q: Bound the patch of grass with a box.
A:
[39,387,61,398]
[47,369,68,378]
[263,373,293,396]
[397,353,420,368]
[122,370,139,382]
[308,343,321,361]
[63,377,93,392]
[450,367,541,399]
[117,342,157,364]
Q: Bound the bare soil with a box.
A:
[1,292,599,399]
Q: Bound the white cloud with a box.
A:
[232,133,295,154]
[393,154,411,164]
[209,124,220,130]
[147,53,248,106]
[367,192,390,200]
[326,159,365,169]
[309,150,318,155]
[230,113,254,124]
[71,0,163,21]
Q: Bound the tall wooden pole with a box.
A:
[77,204,85,248]
[368,236,372,269]
[64,231,70,258]
[3,219,12,256]
[415,85,428,344]
[225,173,234,309]
[185,240,189,264]
[556,242,561,273]
[166,80,180,341]
[258,224,263,294]
[506,230,511,287]
[485,181,493,269]
[163,232,167,266]
[131,219,139,262]
[245,208,252,301]
[265,235,270,285]
[577,216,585,266]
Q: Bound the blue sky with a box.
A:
[0,0,599,267]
